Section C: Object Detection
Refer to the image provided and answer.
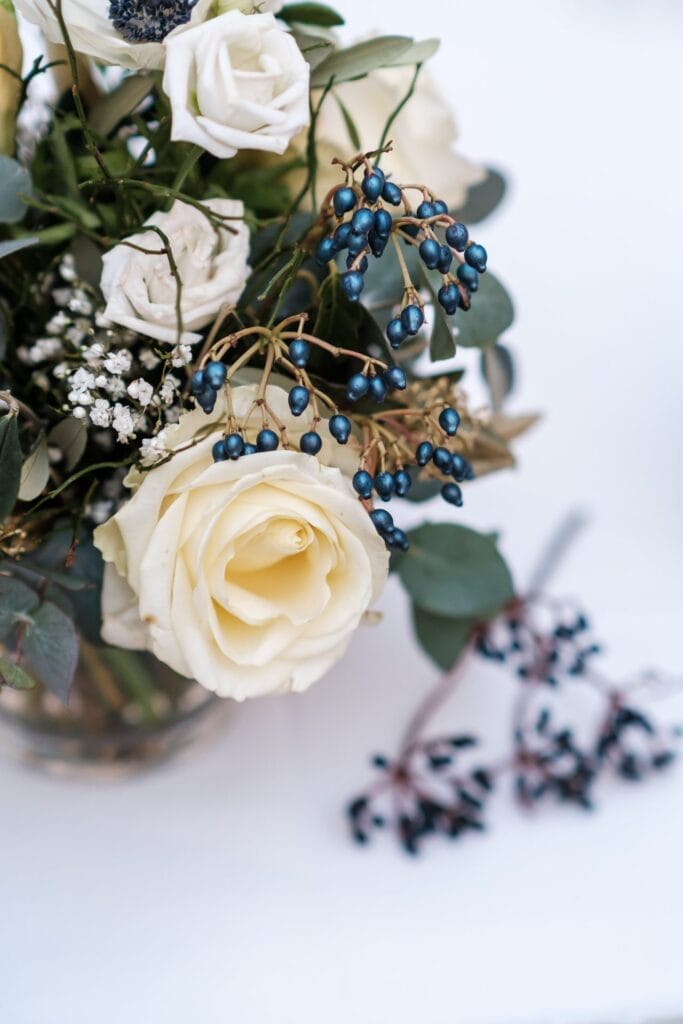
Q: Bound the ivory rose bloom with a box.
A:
[100,198,250,345]
[163,10,310,159]
[290,66,485,210]
[94,385,388,700]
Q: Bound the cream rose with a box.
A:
[100,198,250,345]
[94,385,388,701]
[289,66,485,210]
[162,10,310,159]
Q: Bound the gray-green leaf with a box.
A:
[47,417,88,472]
[0,237,39,260]
[0,156,32,224]
[398,522,515,619]
[481,343,515,411]
[454,272,515,349]
[87,74,154,136]
[23,600,79,703]
[281,2,344,27]
[0,413,21,522]
[0,576,40,643]
[18,434,50,502]
[412,605,474,670]
[0,655,37,691]
[311,36,415,87]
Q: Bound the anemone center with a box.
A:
[108,0,199,43]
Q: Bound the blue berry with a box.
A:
[289,339,310,368]
[437,245,453,274]
[384,365,407,391]
[242,442,257,456]
[433,446,454,474]
[346,254,369,273]
[438,282,459,314]
[316,235,336,265]
[446,222,468,251]
[457,263,479,292]
[433,200,449,215]
[347,372,369,401]
[402,222,420,239]
[393,469,412,497]
[347,231,367,257]
[353,469,374,498]
[416,441,434,466]
[205,360,227,390]
[341,271,364,302]
[351,207,375,235]
[300,431,322,456]
[391,527,410,552]
[333,222,353,250]
[439,406,461,436]
[256,428,279,452]
[288,385,310,416]
[374,471,394,501]
[212,439,228,462]
[382,181,402,206]
[369,375,388,404]
[419,238,441,270]
[441,482,463,506]
[386,317,407,349]
[329,414,351,444]
[374,209,393,238]
[451,453,473,482]
[190,369,205,396]
[333,186,356,217]
[401,304,424,335]
[367,229,388,258]
[465,243,487,273]
[225,432,245,459]
[362,166,385,202]
[370,508,394,533]
[416,200,436,220]
[198,387,217,414]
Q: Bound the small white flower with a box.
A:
[163,11,310,159]
[159,375,181,406]
[105,377,128,400]
[140,431,169,464]
[28,337,63,363]
[65,325,89,346]
[83,342,106,366]
[139,348,161,371]
[69,368,97,390]
[47,311,70,335]
[111,403,136,443]
[53,362,71,380]
[127,378,154,407]
[90,398,113,428]
[72,406,88,420]
[170,343,193,367]
[100,199,250,345]
[103,349,133,376]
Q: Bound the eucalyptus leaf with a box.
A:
[335,94,361,150]
[23,600,79,703]
[454,168,507,225]
[0,236,39,260]
[454,272,514,349]
[397,522,515,619]
[281,2,344,27]
[311,36,415,88]
[87,74,154,136]
[0,156,32,224]
[420,266,456,361]
[18,434,50,502]
[412,606,474,670]
[0,576,40,643]
[47,417,88,472]
[0,656,36,691]
[292,30,334,71]
[0,413,21,522]
[383,38,440,66]
[481,343,514,411]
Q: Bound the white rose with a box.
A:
[94,385,388,700]
[100,198,250,345]
[163,10,310,159]
[290,66,485,210]
[14,0,215,69]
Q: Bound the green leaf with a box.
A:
[397,522,515,619]
[0,576,40,643]
[454,272,514,349]
[47,417,88,472]
[334,94,361,150]
[292,30,334,71]
[23,600,79,703]
[0,656,36,692]
[18,433,50,502]
[87,74,154,136]
[311,36,415,88]
[412,606,474,670]
[0,156,32,224]
[404,473,441,503]
[419,265,456,360]
[0,413,21,522]
[481,343,514,411]
[454,168,507,225]
[0,237,39,260]
[281,2,344,27]
[383,37,440,66]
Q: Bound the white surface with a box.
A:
[3,2,683,1022]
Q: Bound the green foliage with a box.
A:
[396,522,515,620]
[0,656,36,691]
[0,575,77,700]
[481,343,515,411]
[0,157,32,223]
[0,413,21,522]
[0,237,39,260]
[0,576,40,641]
[281,2,345,28]
[454,272,515,349]
[454,168,507,225]
[412,606,474,670]
[311,36,438,89]
[87,74,155,136]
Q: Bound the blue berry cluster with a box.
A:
[191,359,226,414]
[345,364,406,403]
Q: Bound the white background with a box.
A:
[3,2,683,1022]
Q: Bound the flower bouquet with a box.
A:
[1,0,531,770]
